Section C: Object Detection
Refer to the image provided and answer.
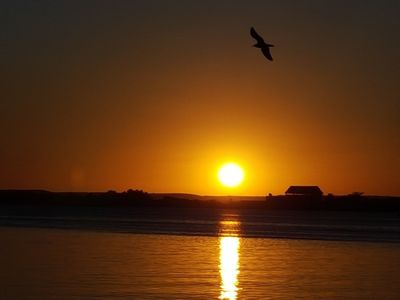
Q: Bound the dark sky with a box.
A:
[1,1,399,195]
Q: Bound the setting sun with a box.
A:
[218,163,245,188]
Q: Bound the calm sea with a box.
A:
[1,207,400,299]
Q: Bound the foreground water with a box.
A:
[1,206,400,243]
[1,220,400,299]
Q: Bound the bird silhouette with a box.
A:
[250,27,274,61]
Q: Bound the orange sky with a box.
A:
[1,1,399,195]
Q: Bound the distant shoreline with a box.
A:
[1,189,400,212]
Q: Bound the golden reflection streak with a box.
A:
[219,220,240,300]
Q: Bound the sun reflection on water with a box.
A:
[219,219,240,300]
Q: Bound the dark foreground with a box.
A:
[1,190,400,243]
[2,190,400,299]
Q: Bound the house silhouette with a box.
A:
[285,186,323,197]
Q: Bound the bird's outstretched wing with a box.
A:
[250,27,264,43]
[261,47,273,61]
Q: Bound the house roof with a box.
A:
[285,186,323,195]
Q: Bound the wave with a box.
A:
[1,208,399,243]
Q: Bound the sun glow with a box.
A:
[218,163,244,188]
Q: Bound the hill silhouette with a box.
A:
[0,189,399,212]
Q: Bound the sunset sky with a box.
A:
[1,1,399,196]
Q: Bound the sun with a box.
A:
[218,163,245,188]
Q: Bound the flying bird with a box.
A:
[250,27,274,61]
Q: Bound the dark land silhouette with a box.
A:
[1,189,400,243]
[1,189,399,212]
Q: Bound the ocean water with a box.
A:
[1,207,400,243]
[1,209,400,299]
